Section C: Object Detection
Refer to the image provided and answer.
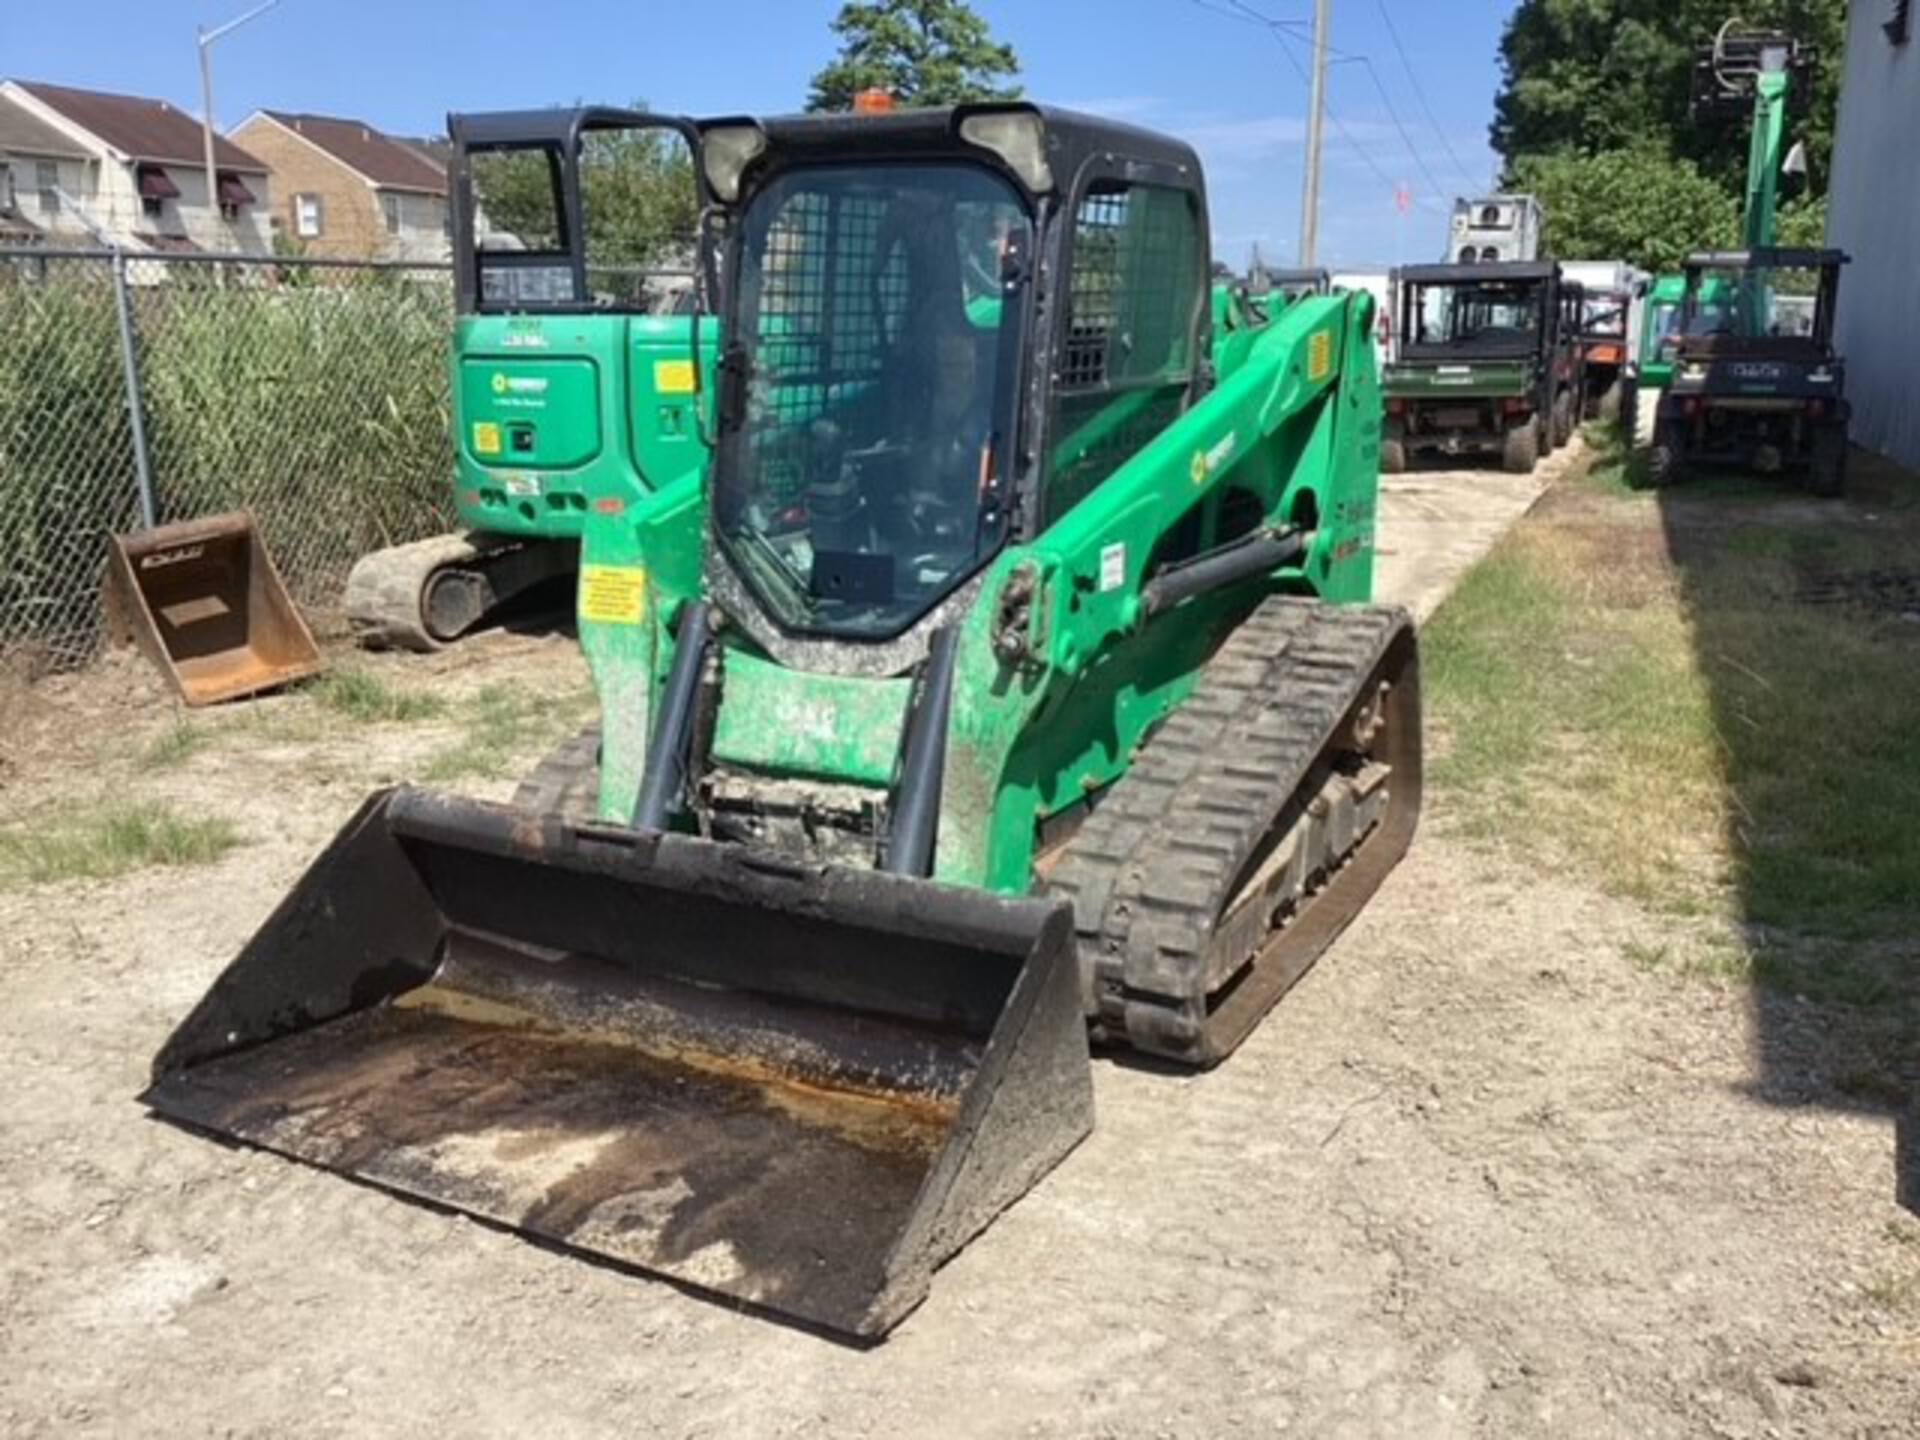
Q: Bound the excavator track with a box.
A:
[344,533,576,652]
[510,724,601,822]
[1047,597,1422,1065]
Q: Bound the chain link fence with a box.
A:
[0,246,455,671]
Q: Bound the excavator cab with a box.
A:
[147,106,1415,1339]
[345,108,710,649]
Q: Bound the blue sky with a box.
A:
[6,0,1513,269]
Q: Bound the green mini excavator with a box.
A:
[145,104,1422,1339]
[344,108,710,649]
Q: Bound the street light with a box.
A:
[198,0,283,229]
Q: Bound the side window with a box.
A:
[578,123,698,310]
[469,143,571,306]
[1044,180,1201,527]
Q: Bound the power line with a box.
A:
[1210,0,1456,204]
[1205,0,1444,213]
[1348,49,1453,206]
[1372,0,1484,192]
[1191,0,1444,212]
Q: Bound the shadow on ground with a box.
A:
[1654,448,1920,1214]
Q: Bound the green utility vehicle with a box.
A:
[1381,260,1585,473]
[1628,25,1823,458]
[147,104,1421,1339]
[1624,272,1685,446]
[1574,288,1632,422]
[1649,247,1850,493]
[345,108,711,649]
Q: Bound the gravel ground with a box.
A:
[2,450,1914,1438]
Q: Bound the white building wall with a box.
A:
[376,188,450,263]
[0,153,99,239]
[1827,4,1920,470]
[0,82,272,256]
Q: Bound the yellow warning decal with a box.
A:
[579,565,647,625]
[1307,329,1334,382]
[472,421,502,456]
[653,358,697,395]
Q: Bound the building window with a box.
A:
[295,193,324,238]
[1888,0,1912,45]
[2,167,17,213]
[135,163,180,220]
[36,160,59,214]
[215,171,256,221]
[382,192,402,235]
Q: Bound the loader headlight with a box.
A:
[959,109,1053,194]
[701,123,768,204]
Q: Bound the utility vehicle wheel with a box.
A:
[1551,388,1575,448]
[1380,433,1407,474]
[513,725,601,823]
[1598,381,1623,425]
[1646,426,1684,488]
[1501,417,1540,474]
[1806,425,1848,499]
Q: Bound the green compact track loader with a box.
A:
[345,108,710,649]
[146,104,1422,1339]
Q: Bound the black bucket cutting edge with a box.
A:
[142,788,1093,1338]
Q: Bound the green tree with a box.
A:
[471,105,697,274]
[1493,0,1846,193]
[1508,145,1740,270]
[1491,0,1847,268]
[806,0,1022,112]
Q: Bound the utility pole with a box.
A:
[198,0,283,232]
[1298,0,1331,266]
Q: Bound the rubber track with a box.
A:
[510,725,602,824]
[343,532,516,652]
[1046,596,1415,1064]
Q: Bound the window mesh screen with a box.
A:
[1045,181,1199,526]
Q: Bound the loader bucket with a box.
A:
[105,511,321,705]
[142,788,1092,1338]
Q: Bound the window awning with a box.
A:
[217,173,256,207]
[136,165,181,201]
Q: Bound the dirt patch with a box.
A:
[1,495,1916,1435]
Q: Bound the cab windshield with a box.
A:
[1406,281,1543,353]
[714,162,1030,640]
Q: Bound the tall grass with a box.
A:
[0,255,454,666]
[0,264,141,666]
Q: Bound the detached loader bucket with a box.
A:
[143,789,1092,1338]
[106,511,321,705]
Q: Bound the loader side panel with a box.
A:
[939,292,1384,891]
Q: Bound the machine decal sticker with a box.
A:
[579,565,647,625]
[653,359,698,394]
[1308,329,1334,381]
